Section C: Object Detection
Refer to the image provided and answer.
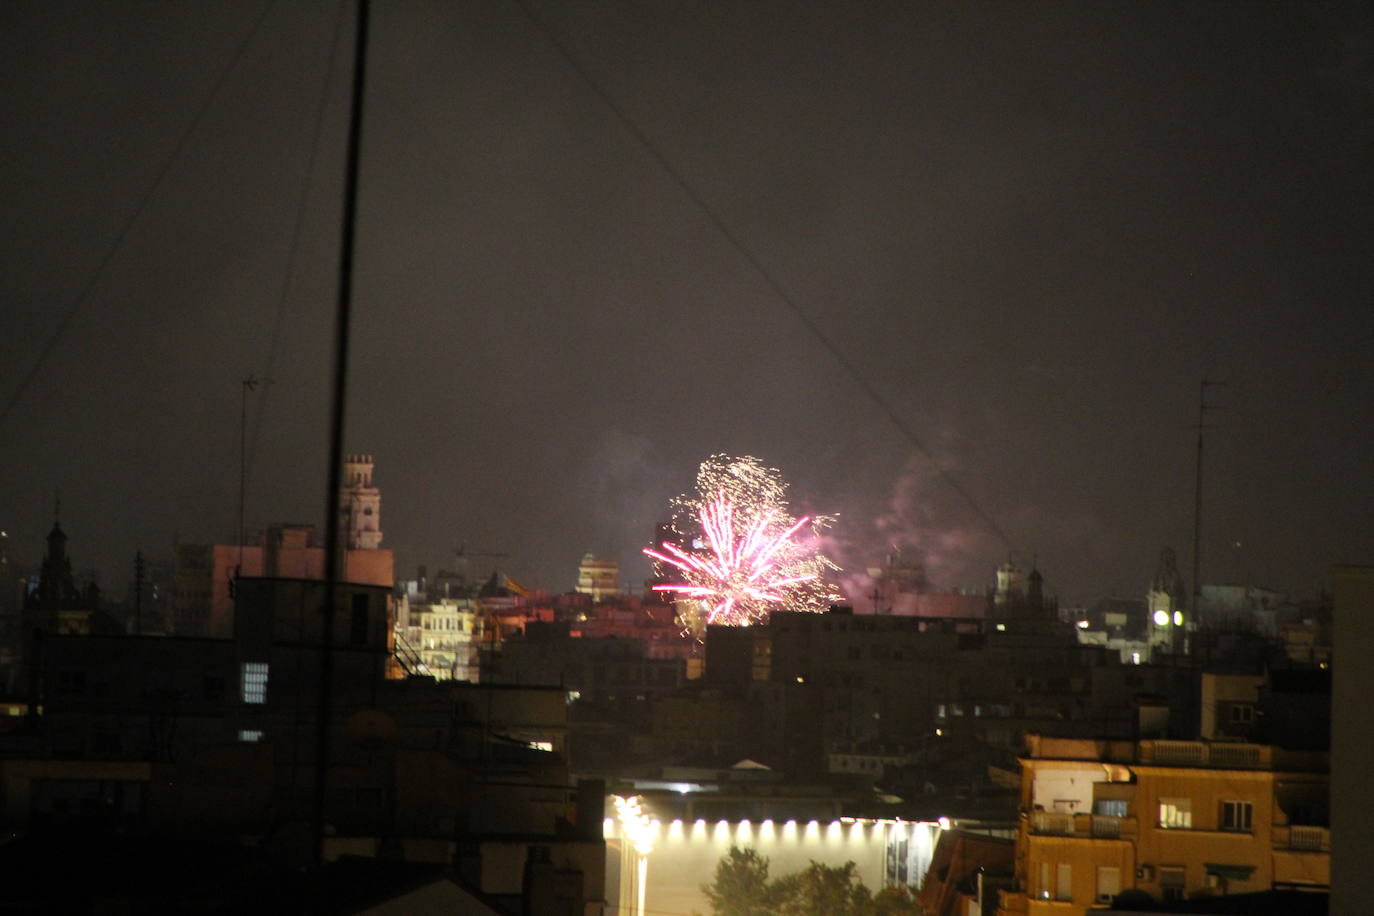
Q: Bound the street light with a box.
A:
[614,795,656,916]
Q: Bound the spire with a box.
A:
[1151,547,1186,599]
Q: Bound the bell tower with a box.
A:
[339,454,382,549]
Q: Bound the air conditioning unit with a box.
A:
[1137,865,1155,881]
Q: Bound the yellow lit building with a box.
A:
[997,734,1328,914]
[576,553,620,601]
[410,597,483,681]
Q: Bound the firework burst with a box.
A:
[645,455,839,635]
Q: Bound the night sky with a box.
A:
[2,1,1371,604]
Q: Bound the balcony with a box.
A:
[1140,740,1269,769]
[1030,810,1075,835]
[1276,824,1330,852]
[1028,810,1135,840]
[1090,814,1125,838]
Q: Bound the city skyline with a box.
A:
[2,2,1371,603]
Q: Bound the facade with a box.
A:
[917,829,1014,916]
[1332,565,1374,916]
[1199,672,1263,741]
[576,554,619,601]
[490,626,685,707]
[756,609,1196,760]
[172,523,394,638]
[996,734,1329,915]
[399,595,482,681]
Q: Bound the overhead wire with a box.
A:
[0,0,280,431]
[245,0,351,489]
[511,0,1013,551]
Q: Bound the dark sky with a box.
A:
[3,1,1372,604]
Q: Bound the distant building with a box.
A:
[917,828,1014,916]
[339,454,382,550]
[576,554,619,601]
[8,522,121,696]
[1197,583,1290,636]
[395,594,482,681]
[172,456,392,638]
[1146,547,1188,658]
[0,573,607,913]
[172,525,394,638]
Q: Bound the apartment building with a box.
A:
[997,734,1328,914]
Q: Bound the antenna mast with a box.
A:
[1188,378,1222,650]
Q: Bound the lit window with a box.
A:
[529,740,553,752]
[1095,799,1128,817]
[1159,798,1192,829]
[241,662,268,704]
[238,729,264,743]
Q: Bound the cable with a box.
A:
[511,0,1013,551]
[0,0,279,431]
[246,0,350,489]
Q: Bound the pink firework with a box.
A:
[644,490,823,628]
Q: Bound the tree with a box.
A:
[773,861,871,916]
[702,849,923,916]
[701,846,780,916]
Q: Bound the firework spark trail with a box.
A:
[644,455,840,634]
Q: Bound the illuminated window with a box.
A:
[1095,799,1127,817]
[529,740,554,752]
[1159,798,1191,829]
[1220,800,1253,832]
[241,663,268,704]
[238,729,264,743]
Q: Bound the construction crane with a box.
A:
[455,543,510,561]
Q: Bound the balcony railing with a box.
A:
[1091,814,1123,838]
[1287,825,1330,852]
[1030,810,1074,835]
[1141,740,1269,769]
[1028,810,1135,840]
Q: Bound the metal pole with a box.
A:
[239,375,257,570]
[636,854,648,916]
[313,0,370,873]
[1188,378,1222,655]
